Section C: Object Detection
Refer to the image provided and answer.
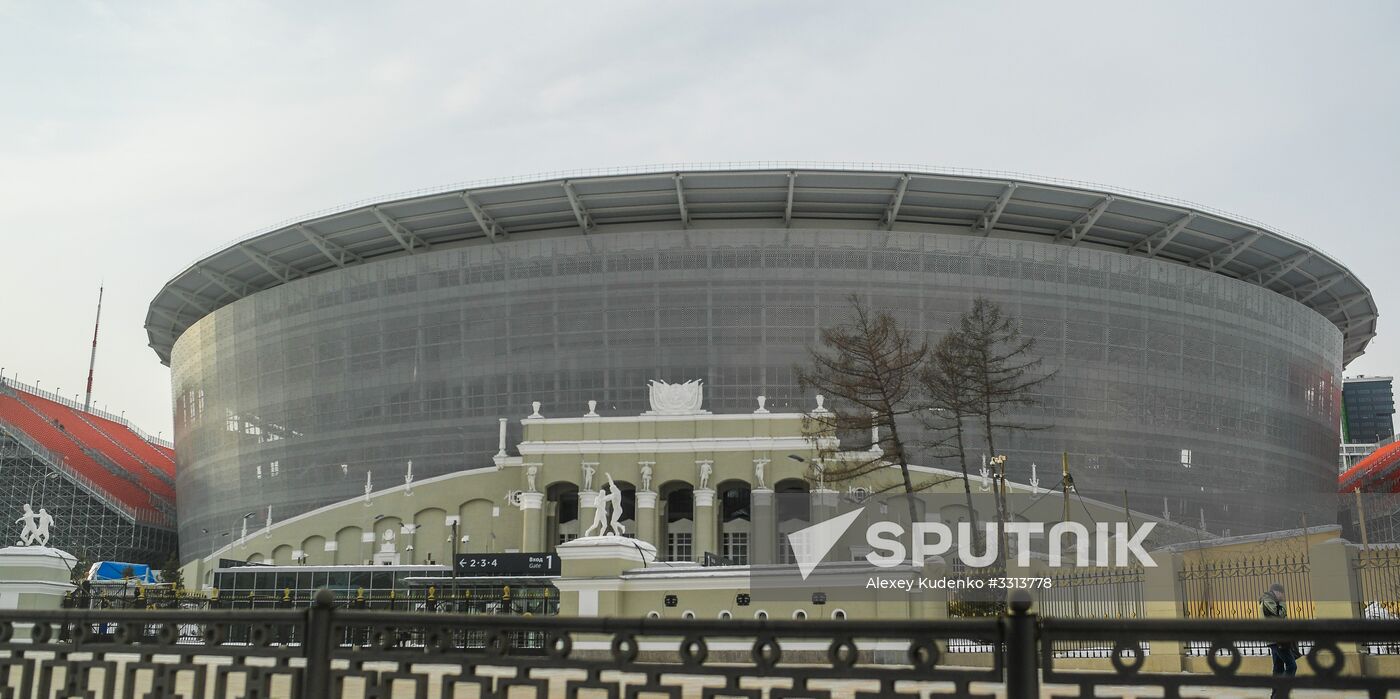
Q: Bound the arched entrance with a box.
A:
[658,480,694,562]
[774,478,811,565]
[718,479,752,565]
[546,481,579,549]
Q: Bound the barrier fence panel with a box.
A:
[1355,546,1400,655]
[1039,566,1144,658]
[3,592,1399,699]
[1177,554,1314,657]
[944,562,1006,654]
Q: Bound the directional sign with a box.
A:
[453,552,560,576]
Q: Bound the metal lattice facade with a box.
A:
[170,227,1343,562]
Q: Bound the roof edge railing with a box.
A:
[0,418,173,528]
[0,374,172,449]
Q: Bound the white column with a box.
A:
[519,492,545,552]
[693,488,717,563]
[635,490,659,548]
[497,418,508,456]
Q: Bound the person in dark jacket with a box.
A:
[1260,582,1298,688]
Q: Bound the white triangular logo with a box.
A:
[787,507,865,580]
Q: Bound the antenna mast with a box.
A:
[83,285,104,412]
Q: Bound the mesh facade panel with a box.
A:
[171,229,1342,562]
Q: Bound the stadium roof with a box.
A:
[147,163,1377,365]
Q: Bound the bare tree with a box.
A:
[954,297,1055,459]
[797,296,949,523]
[952,297,1056,567]
[920,332,981,532]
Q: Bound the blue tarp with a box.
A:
[87,561,158,583]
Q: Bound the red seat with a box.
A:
[0,393,156,512]
[85,411,177,478]
[1340,440,1400,494]
[14,392,175,503]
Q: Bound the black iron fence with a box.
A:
[2,591,1398,699]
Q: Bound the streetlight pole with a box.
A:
[28,471,58,505]
[449,518,459,601]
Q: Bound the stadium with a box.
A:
[144,165,1378,564]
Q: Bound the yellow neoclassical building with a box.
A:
[184,381,1200,590]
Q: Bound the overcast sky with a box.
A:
[2,1,1398,435]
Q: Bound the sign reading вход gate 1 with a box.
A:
[454,553,561,576]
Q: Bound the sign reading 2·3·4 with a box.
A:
[453,553,560,576]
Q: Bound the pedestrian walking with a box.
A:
[1260,582,1299,695]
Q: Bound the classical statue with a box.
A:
[34,509,53,546]
[526,465,538,492]
[753,459,769,489]
[606,474,626,535]
[14,504,50,546]
[697,461,712,490]
[639,463,653,491]
[583,486,611,537]
[582,474,627,537]
[582,463,597,491]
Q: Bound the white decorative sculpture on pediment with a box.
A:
[582,473,628,537]
[15,504,53,547]
[380,529,397,554]
[645,379,707,415]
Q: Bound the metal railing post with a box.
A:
[301,588,335,699]
[1005,590,1039,699]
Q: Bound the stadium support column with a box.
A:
[519,492,544,552]
[635,490,658,548]
[693,488,716,563]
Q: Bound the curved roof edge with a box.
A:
[147,164,1377,366]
